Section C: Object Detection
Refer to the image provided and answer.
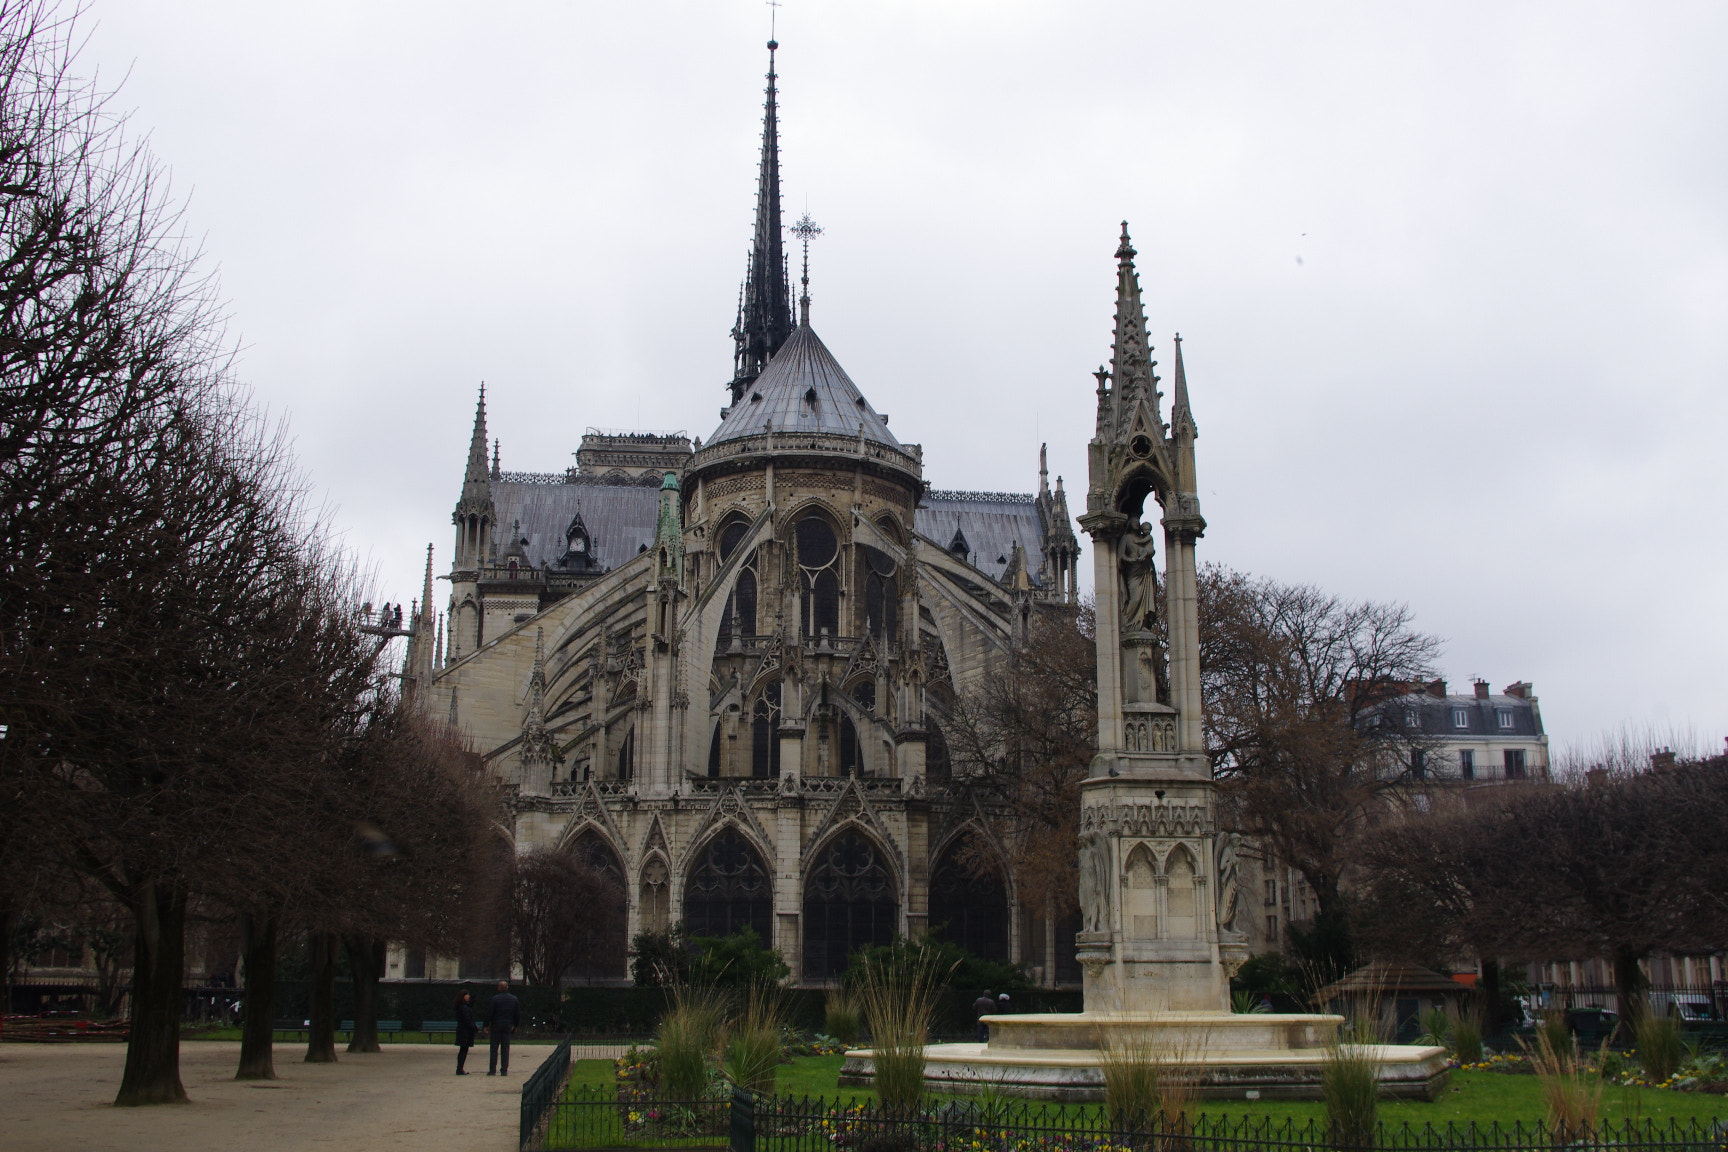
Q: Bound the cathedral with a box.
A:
[398,42,1119,987]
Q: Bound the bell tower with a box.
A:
[1074,224,1242,1013]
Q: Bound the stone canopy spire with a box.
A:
[729,40,794,406]
[1102,223,1162,440]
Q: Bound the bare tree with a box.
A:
[512,846,626,988]
[1198,564,1441,965]
[945,606,1096,926]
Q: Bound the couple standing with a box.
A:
[455,980,521,1075]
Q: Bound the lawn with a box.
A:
[569,1055,1728,1125]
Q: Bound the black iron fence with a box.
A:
[526,1089,1728,1152]
[521,1035,573,1151]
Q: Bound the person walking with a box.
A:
[997,992,1012,1015]
[454,987,477,1075]
[972,990,995,1043]
[486,980,521,1075]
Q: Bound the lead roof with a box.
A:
[706,323,901,451]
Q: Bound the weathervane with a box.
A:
[790,211,822,324]
[767,0,780,40]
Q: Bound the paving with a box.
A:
[0,1040,521,1152]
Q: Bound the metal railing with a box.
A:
[520,1034,573,1151]
[527,1088,1728,1152]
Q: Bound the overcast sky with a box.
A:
[80,1,1727,757]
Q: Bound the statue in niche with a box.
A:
[1216,832,1242,934]
[1118,522,1158,633]
[1078,831,1114,933]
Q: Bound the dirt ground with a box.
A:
[0,1040,520,1152]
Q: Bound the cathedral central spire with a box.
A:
[729,40,794,405]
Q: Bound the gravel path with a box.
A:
[0,1040,520,1152]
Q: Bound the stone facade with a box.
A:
[394,42,1082,987]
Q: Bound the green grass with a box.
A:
[651,1056,1725,1124]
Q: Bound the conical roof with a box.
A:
[706,322,901,450]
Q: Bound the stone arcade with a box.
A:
[842,230,1451,1101]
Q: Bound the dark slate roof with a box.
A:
[1383,692,1545,738]
[706,323,901,450]
[916,491,1047,586]
[491,478,661,571]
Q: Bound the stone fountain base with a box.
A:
[839,1012,1451,1102]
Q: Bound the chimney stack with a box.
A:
[1503,681,1532,699]
[1426,679,1447,698]
[1650,747,1677,773]
[1473,680,1490,700]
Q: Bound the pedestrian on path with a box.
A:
[486,980,521,1076]
[454,988,477,1075]
[972,991,995,1043]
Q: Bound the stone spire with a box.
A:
[464,385,490,486]
[1171,332,1195,439]
[1104,223,1163,437]
[454,384,497,570]
[653,471,685,586]
[518,626,560,793]
[405,544,438,704]
[729,40,794,405]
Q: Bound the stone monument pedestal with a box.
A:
[840,1011,1451,1102]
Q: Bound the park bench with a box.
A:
[337,1019,403,1040]
[422,1019,458,1042]
[272,1020,309,1041]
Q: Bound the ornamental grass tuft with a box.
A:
[657,985,727,1100]
[825,989,862,1048]
[1322,1016,1383,1149]
[723,982,785,1096]
[854,939,953,1111]
[1448,1004,1485,1066]
[1519,1023,1602,1140]
[1634,1011,1683,1085]
[1101,1032,1206,1146]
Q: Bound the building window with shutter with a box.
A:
[1504,748,1527,779]
[1453,708,1468,729]
[1459,749,1474,780]
[1497,708,1514,729]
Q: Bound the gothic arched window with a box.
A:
[928,837,1008,961]
[616,727,634,781]
[862,546,897,641]
[565,829,629,979]
[751,682,781,778]
[838,713,862,777]
[802,828,898,978]
[796,514,841,638]
[716,518,759,644]
[683,827,772,941]
[926,718,951,782]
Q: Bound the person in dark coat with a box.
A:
[972,991,995,1043]
[454,988,477,1075]
[486,980,522,1075]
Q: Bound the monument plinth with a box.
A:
[843,226,1449,1102]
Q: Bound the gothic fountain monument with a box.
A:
[843,226,1449,1101]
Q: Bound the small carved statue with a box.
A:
[1079,832,1114,933]
[1118,522,1158,632]
[1216,832,1242,934]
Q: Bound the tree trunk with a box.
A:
[304,931,339,1063]
[115,882,188,1106]
[1613,944,1649,1043]
[1479,957,1503,1038]
[235,909,280,1079]
[344,935,385,1054]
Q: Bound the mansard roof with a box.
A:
[489,477,660,572]
[916,490,1051,588]
[706,323,901,451]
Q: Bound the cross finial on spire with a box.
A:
[790,211,822,325]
